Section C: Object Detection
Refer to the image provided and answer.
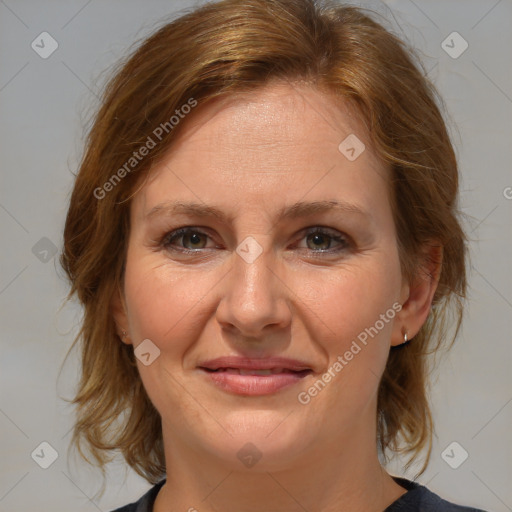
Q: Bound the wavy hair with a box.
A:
[59,0,468,497]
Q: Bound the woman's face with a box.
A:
[115,81,411,470]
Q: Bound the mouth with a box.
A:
[198,362,314,395]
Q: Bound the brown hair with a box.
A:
[60,0,467,494]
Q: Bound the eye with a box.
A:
[162,228,213,251]
[296,227,351,253]
[160,226,351,256]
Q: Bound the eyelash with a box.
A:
[160,226,352,257]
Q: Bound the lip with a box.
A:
[197,356,314,396]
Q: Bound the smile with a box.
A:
[199,367,313,395]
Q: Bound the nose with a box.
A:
[215,240,292,339]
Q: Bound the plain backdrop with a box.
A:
[1,1,511,511]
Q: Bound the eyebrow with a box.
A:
[144,199,371,224]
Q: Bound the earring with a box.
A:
[121,330,127,339]
[392,329,411,350]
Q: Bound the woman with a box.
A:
[60,0,487,510]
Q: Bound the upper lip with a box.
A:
[198,356,313,372]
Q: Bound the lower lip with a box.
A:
[200,369,311,396]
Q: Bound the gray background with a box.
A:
[1,0,511,511]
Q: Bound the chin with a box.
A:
[197,411,314,472]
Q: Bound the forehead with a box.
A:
[132,81,390,221]
[166,81,370,156]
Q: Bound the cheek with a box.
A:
[123,252,217,350]
[300,258,400,346]
[122,255,216,415]
[297,261,400,419]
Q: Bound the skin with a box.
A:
[112,80,441,512]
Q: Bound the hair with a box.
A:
[59,0,468,496]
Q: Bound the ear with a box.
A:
[391,240,443,347]
[110,284,132,345]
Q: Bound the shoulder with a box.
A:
[109,479,166,512]
[386,477,489,512]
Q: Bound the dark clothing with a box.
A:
[382,477,488,511]
[111,476,488,511]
